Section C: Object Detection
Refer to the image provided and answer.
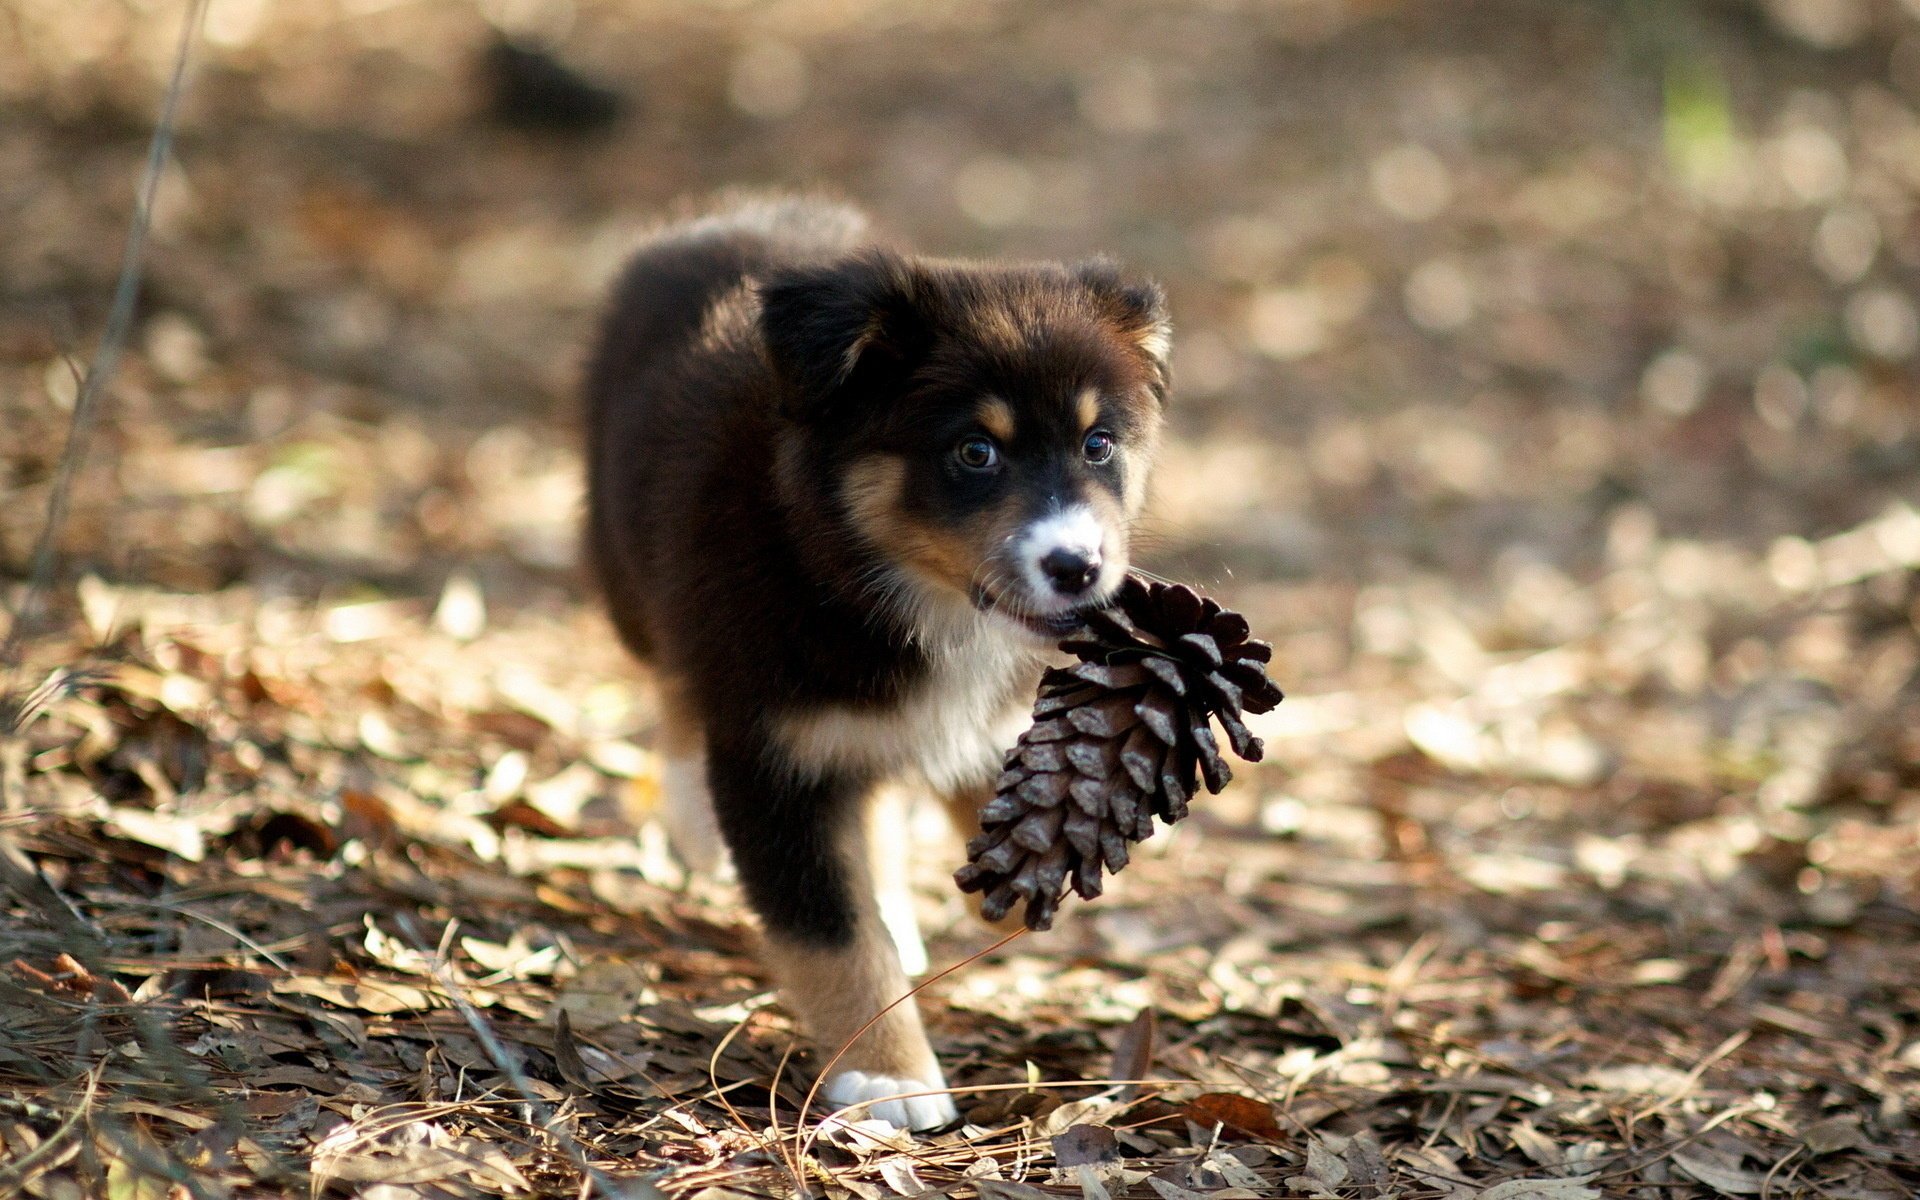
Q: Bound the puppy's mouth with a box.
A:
[969,585,1094,638]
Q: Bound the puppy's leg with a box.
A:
[868,782,928,977]
[656,686,732,879]
[708,743,957,1131]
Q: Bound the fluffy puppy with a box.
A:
[584,197,1169,1129]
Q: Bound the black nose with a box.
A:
[1040,547,1101,595]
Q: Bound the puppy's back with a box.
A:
[584,197,868,660]
[586,200,866,419]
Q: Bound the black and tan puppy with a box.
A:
[584,197,1169,1129]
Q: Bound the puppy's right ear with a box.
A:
[758,250,935,423]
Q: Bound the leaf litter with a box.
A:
[4,0,1920,1196]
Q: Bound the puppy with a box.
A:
[584,197,1169,1130]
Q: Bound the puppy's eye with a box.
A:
[955,436,1000,471]
[1082,429,1116,465]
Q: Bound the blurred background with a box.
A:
[3,0,1920,1192]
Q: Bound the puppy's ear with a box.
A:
[1075,259,1171,399]
[758,250,935,423]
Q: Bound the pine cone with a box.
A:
[955,574,1284,930]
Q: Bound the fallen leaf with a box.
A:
[1670,1149,1765,1196]
[1052,1123,1119,1169]
[1578,1063,1693,1095]
[1303,1138,1348,1187]
[1145,1179,1209,1200]
[1203,1148,1268,1190]
[1076,1164,1112,1200]
[552,958,657,1028]
[1180,1092,1281,1140]
[1800,1114,1863,1155]
[274,975,441,1015]
[103,806,205,861]
[976,1182,1052,1200]
[488,797,571,837]
[1109,1007,1156,1099]
[1476,1177,1602,1200]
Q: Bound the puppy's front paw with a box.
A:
[822,1069,958,1131]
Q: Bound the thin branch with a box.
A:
[0,0,208,670]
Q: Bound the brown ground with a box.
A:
[3,1,1920,1196]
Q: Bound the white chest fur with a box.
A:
[771,622,1042,795]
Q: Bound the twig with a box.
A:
[110,896,298,973]
[0,1065,101,1193]
[1759,1145,1802,1200]
[705,997,776,1142]
[0,0,206,965]
[1629,1029,1750,1124]
[0,0,206,670]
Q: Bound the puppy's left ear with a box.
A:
[1075,259,1171,399]
[758,249,936,424]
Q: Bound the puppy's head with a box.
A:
[760,250,1169,641]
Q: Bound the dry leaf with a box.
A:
[1670,1149,1766,1196]
[1181,1092,1282,1141]
[1304,1138,1349,1187]
[1052,1124,1120,1169]
[103,806,206,861]
[1109,1007,1156,1097]
[1202,1149,1267,1191]
[1475,1177,1602,1200]
[552,958,656,1028]
[1075,1164,1112,1200]
[876,1155,927,1197]
[1578,1064,1692,1095]
[975,1183,1053,1200]
[274,975,441,1015]
[1800,1114,1863,1155]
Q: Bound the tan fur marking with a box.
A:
[840,316,883,384]
[1122,415,1161,515]
[760,927,942,1083]
[1076,387,1099,431]
[696,282,761,357]
[929,486,1034,596]
[841,454,1024,602]
[653,673,704,757]
[912,524,993,595]
[842,456,907,533]
[968,306,1025,356]
[977,397,1016,442]
[1080,484,1129,532]
[1136,318,1172,365]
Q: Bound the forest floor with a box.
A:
[3,1,1920,1196]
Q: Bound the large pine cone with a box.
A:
[955,575,1284,930]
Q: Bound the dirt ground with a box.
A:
[3,0,1920,1196]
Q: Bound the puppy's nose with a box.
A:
[1040,547,1101,595]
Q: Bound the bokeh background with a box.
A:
[3,0,1920,1195]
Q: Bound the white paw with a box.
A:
[822,1069,959,1132]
